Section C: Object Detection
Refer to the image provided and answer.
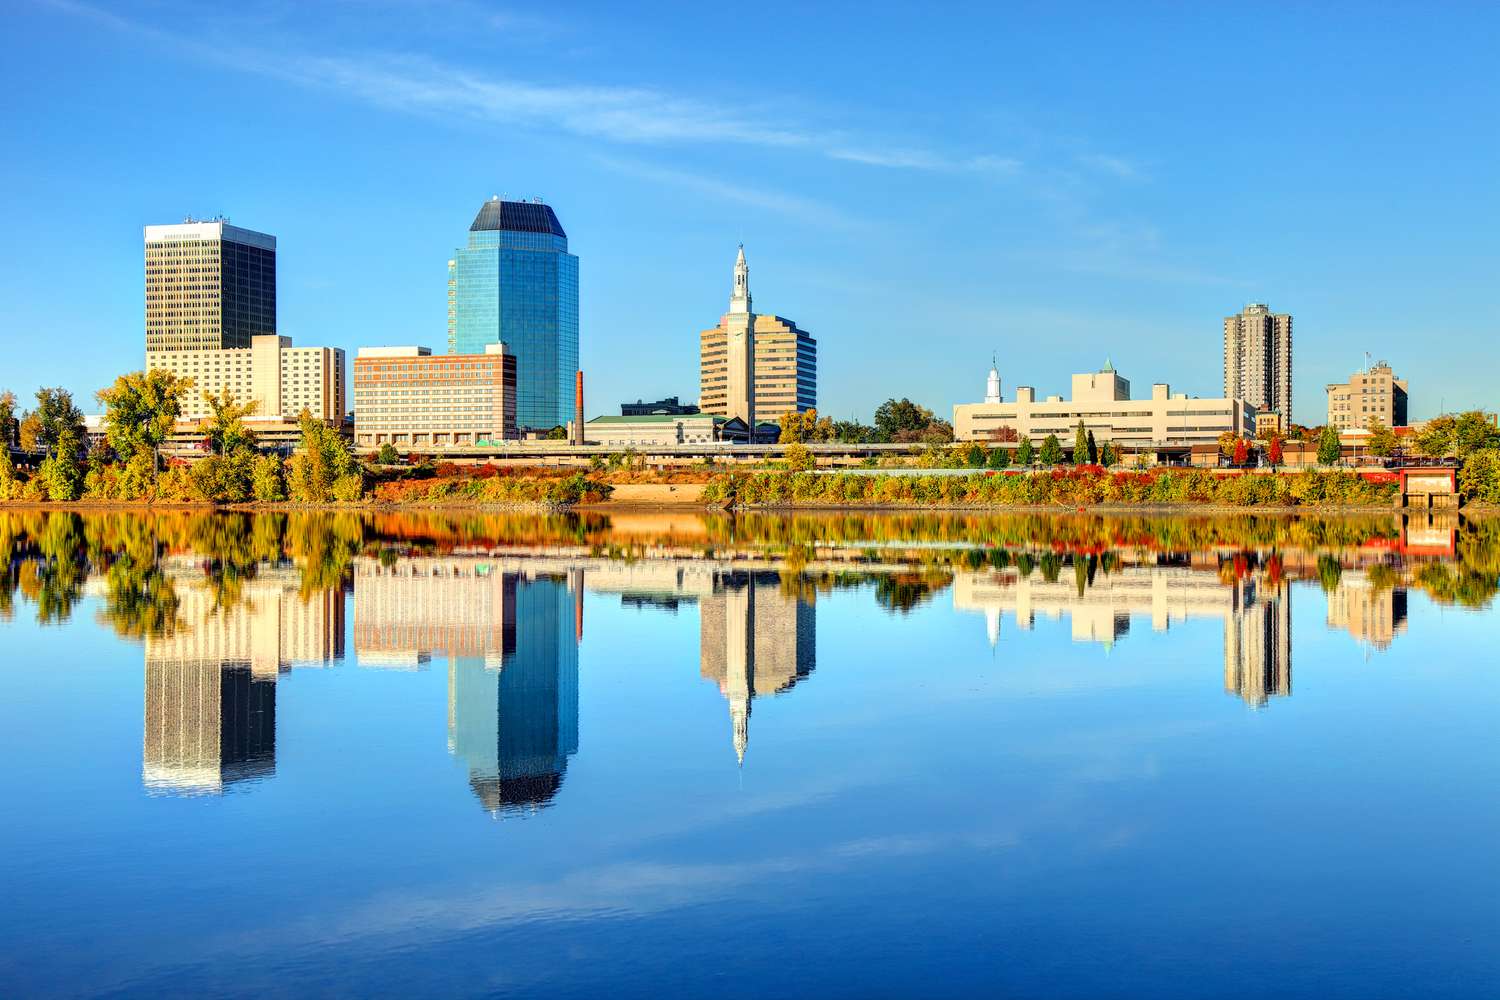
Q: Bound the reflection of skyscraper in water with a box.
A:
[699,571,815,764]
[143,660,276,794]
[446,573,580,815]
[143,567,345,795]
[1222,579,1292,707]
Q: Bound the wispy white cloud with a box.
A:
[42,0,1021,177]
[1078,153,1145,181]
[592,155,867,229]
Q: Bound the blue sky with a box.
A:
[2,0,1496,423]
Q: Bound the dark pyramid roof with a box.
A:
[470,198,567,238]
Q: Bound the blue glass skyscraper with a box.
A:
[448,198,579,432]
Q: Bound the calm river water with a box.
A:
[1,509,1497,998]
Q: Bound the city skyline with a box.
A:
[2,4,1495,424]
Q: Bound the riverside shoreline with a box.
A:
[3,497,1476,516]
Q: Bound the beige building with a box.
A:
[1224,303,1293,424]
[1326,361,1408,430]
[352,344,516,450]
[1254,408,1283,438]
[145,219,276,354]
[953,361,1255,449]
[146,334,347,423]
[699,246,816,426]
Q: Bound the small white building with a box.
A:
[585,413,771,447]
[953,360,1255,449]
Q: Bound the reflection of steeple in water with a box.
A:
[700,571,815,764]
[953,562,1292,707]
[448,573,580,815]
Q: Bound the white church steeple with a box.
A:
[985,353,1002,404]
[729,244,752,315]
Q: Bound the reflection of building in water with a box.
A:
[1222,581,1292,707]
[448,575,579,814]
[154,564,345,675]
[699,571,816,764]
[143,567,345,795]
[954,564,1292,707]
[1326,574,1409,651]
[143,659,276,795]
[352,559,580,814]
[353,560,517,668]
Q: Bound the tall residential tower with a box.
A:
[144,219,276,354]
[698,246,816,426]
[1223,303,1293,425]
[448,198,579,433]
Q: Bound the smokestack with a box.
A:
[573,370,585,445]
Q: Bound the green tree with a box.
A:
[287,410,362,503]
[96,370,195,484]
[1457,448,1500,504]
[18,412,41,452]
[0,446,17,500]
[1086,430,1099,464]
[963,442,987,468]
[545,425,569,441]
[874,398,936,441]
[0,390,17,448]
[32,387,85,455]
[1073,421,1089,465]
[1098,440,1117,467]
[1366,419,1397,457]
[833,420,877,444]
[376,442,400,465]
[784,442,814,471]
[1039,434,1063,466]
[200,387,259,455]
[1454,411,1500,456]
[987,446,1010,469]
[1413,415,1456,458]
[1317,425,1342,466]
[1016,437,1035,466]
[252,454,286,502]
[36,430,84,500]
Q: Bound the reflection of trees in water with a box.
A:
[100,515,181,640]
[1317,555,1344,594]
[875,571,953,615]
[0,509,1497,628]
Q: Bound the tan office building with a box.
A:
[145,219,276,354]
[146,334,346,423]
[699,246,816,426]
[953,361,1255,448]
[353,343,516,449]
[1326,361,1408,430]
[1224,303,1293,424]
